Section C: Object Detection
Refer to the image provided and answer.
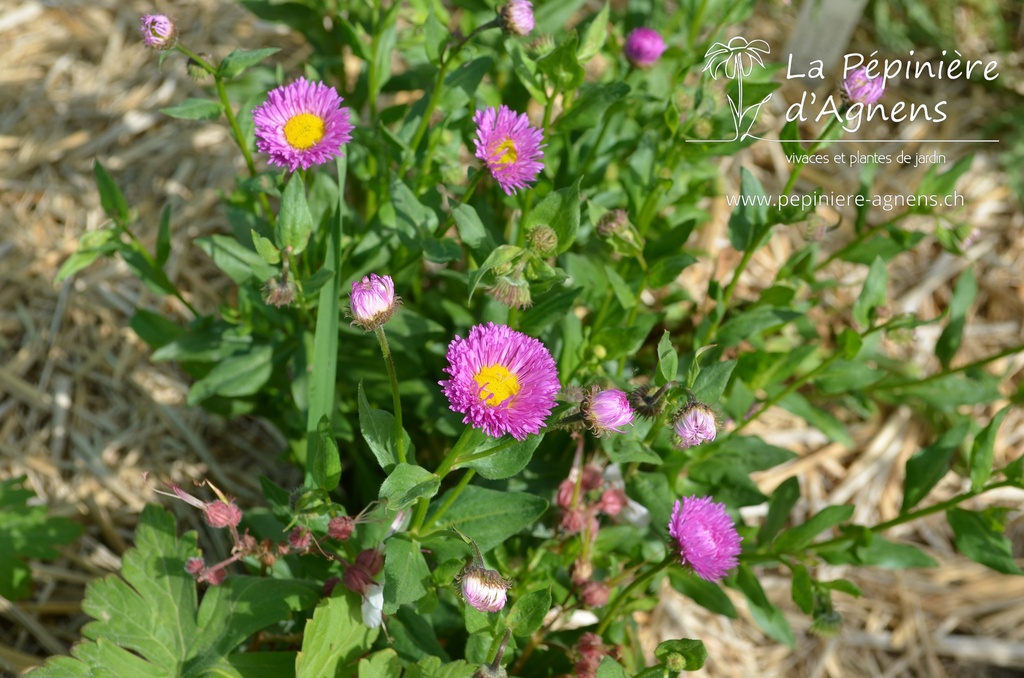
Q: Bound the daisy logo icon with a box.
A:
[691,36,773,143]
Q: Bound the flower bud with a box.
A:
[344,562,376,596]
[486,274,532,310]
[582,389,634,436]
[288,527,311,551]
[664,653,688,672]
[204,500,242,529]
[624,28,666,68]
[810,610,843,637]
[596,488,627,516]
[579,581,610,607]
[580,465,604,492]
[596,209,629,237]
[327,515,354,541]
[186,54,212,81]
[185,557,205,576]
[561,508,585,534]
[460,565,511,613]
[842,67,885,105]
[201,566,226,586]
[499,0,534,37]
[355,548,384,577]
[526,224,558,257]
[349,273,399,331]
[673,402,717,448]
[263,276,297,308]
[139,14,176,50]
[556,478,576,510]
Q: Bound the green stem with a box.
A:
[733,351,842,433]
[375,327,405,464]
[434,169,484,238]
[596,557,673,635]
[866,342,1024,394]
[411,426,478,532]
[424,469,475,530]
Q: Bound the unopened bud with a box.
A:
[204,500,242,529]
[597,209,628,237]
[579,581,610,607]
[185,557,205,576]
[288,527,311,551]
[460,565,511,613]
[327,515,354,541]
[526,224,558,257]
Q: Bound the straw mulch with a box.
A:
[1,1,1022,676]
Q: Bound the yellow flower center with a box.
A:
[494,139,518,167]
[474,364,520,406]
[283,113,325,150]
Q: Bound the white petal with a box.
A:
[362,583,384,628]
[620,499,651,529]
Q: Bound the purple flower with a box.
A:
[139,14,176,50]
[439,323,560,440]
[843,67,885,105]
[460,566,510,612]
[472,106,545,195]
[500,0,535,37]
[624,28,666,68]
[583,389,634,436]
[253,77,353,171]
[674,403,717,448]
[668,496,742,582]
[349,273,399,331]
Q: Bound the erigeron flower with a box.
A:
[624,28,666,68]
[460,565,511,613]
[473,106,545,195]
[843,67,886,105]
[673,402,717,448]
[349,273,399,331]
[500,0,535,37]
[439,323,560,440]
[139,14,176,50]
[582,389,634,436]
[668,496,742,582]
[253,77,353,171]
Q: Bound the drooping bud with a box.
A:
[263,276,297,308]
[579,581,610,607]
[349,273,400,331]
[460,565,511,613]
[201,566,226,586]
[627,383,670,419]
[672,402,717,448]
[288,527,311,551]
[556,478,576,510]
[581,389,634,436]
[596,488,627,516]
[186,54,212,81]
[596,209,629,237]
[499,0,534,37]
[185,558,205,576]
[204,500,242,529]
[355,548,384,577]
[810,610,844,637]
[139,14,176,50]
[327,515,355,541]
[526,224,558,257]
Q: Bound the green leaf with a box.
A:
[901,422,969,512]
[405,656,476,678]
[277,176,314,255]
[0,478,80,600]
[251,228,281,265]
[452,203,494,261]
[595,657,629,678]
[935,268,977,368]
[647,254,698,288]
[576,1,609,61]
[359,649,401,678]
[313,415,342,493]
[790,565,813,614]
[454,434,543,480]
[156,204,172,267]
[715,307,801,347]
[656,330,678,386]
[423,4,447,65]
[690,359,735,404]
[506,588,551,637]
[30,506,317,678]
[757,477,800,546]
[774,505,854,553]
[379,464,440,511]
[655,638,708,672]
[187,344,273,405]
[383,535,431,614]
[733,566,795,647]
[160,98,224,121]
[947,507,1022,575]
[727,168,770,252]
[296,590,379,678]
[467,245,525,301]
[557,82,628,132]
[195,234,279,284]
[217,47,280,79]
[431,486,547,554]
[536,31,585,91]
[668,571,737,618]
[852,257,888,327]
[916,153,973,198]
[358,381,410,471]
[821,533,938,569]
[93,160,130,223]
[522,179,582,254]
[970,406,1010,492]
[55,227,120,282]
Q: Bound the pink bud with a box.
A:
[328,515,354,541]
[597,488,627,516]
[556,478,576,509]
[204,501,242,529]
[288,527,311,551]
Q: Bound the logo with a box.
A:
[696,37,773,142]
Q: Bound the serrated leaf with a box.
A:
[383,535,431,614]
[359,648,401,678]
[507,588,551,637]
[430,486,547,554]
[160,98,224,121]
[358,381,410,471]
[296,590,379,678]
[217,47,280,79]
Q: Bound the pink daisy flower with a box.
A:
[673,403,717,448]
[439,323,559,440]
[668,496,742,582]
[472,106,545,195]
[349,273,400,331]
[843,67,885,105]
[583,389,634,436]
[139,14,176,50]
[624,28,666,68]
[252,77,353,171]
